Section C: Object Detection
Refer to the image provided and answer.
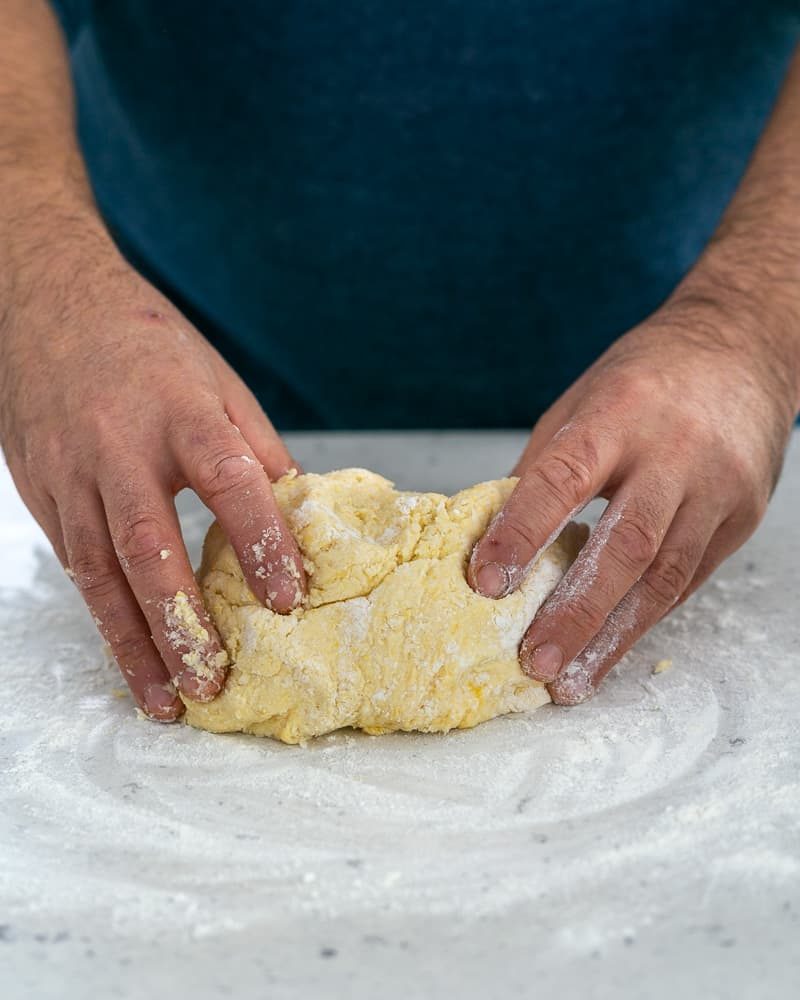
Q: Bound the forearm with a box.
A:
[0,0,127,373]
[0,0,91,197]
[474,49,800,694]
[673,44,800,412]
[0,2,111,282]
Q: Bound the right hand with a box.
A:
[0,209,307,721]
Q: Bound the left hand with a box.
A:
[468,287,799,704]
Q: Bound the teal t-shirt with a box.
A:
[52,2,799,428]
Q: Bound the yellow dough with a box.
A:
[183,469,586,744]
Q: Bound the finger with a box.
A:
[41,511,69,573]
[223,383,304,478]
[679,516,749,605]
[99,470,229,702]
[32,499,69,571]
[547,501,716,705]
[510,409,574,476]
[59,492,183,721]
[172,408,307,612]
[519,472,682,681]
[4,463,68,565]
[510,364,612,475]
[37,493,71,570]
[469,423,623,599]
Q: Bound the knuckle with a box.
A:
[115,514,170,572]
[600,367,654,408]
[87,395,123,436]
[168,397,222,448]
[747,494,769,526]
[728,495,767,538]
[725,448,769,517]
[612,512,660,568]
[641,546,696,606]
[111,629,156,667]
[494,515,539,561]
[625,367,662,402]
[70,540,120,602]
[533,444,596,508]
[193,448,258,501]
[724,447,756,491]
[677,415,712,451]
[717,435,774,502]
[23,434,53,473]
[559,589,608,637]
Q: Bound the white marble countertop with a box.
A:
[1,431,798,1000]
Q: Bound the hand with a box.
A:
[468,288,799,704]
[0,211,306,721]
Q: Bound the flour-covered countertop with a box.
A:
[1,432,799,1000]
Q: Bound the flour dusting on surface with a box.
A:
[1,436,799,997]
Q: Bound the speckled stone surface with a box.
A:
[1,431,798,1000]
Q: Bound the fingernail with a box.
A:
[180,670,223,702]
[143,681,182,721]
[475,562,511,599]
[266,575,300,612]
[549,661,595,706]
[162,591,228,702]
[523,642,563,682]
[179,651,228,702]
[266,558,306,613]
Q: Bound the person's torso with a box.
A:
[56,0,800,427]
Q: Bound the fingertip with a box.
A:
[466,547,482,590]
[286,458,305,477]
[265,553,307,614]
[548,661,595,705]
[269,459,304,481]
[180,673,225,702]
[520,640,563,682]
[469,560,511,599]
[142,681,185,721]
[178,658,228,702]
[143,706,184,723]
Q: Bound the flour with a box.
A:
[544,502,620,614]
[162,590,228,680]
[1,444,798,970]
[3,541,797,939]
[395,496,421,515]
[340,597,372,644]
[290,499,364,544]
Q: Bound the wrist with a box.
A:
[0,180,123,329]
[0,143,112,256]
[667,237,800,415]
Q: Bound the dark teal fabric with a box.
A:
[51,2,799,428]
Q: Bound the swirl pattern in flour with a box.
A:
[5,537,797,945]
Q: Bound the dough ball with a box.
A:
[183,469,586,743]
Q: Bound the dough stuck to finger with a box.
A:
[182,469,586,744]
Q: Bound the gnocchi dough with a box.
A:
[183,469,585,743]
